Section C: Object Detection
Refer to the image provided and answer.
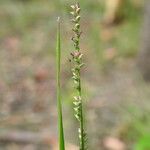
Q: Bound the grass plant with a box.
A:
[56,3,88,150]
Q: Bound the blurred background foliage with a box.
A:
[0,0,149,150]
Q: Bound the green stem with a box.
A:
[78,72,84,150]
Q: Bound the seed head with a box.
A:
[75,23,80,29]
[76,16,81,22]
[70,11,75,16]
[71,51,81,58]
[70,5,75,9]
[76,8,81,14]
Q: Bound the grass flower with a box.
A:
[70,3,88,150]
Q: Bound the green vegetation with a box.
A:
[0,0,149,150]
[56,17,65,150]
[135,135,150,150]
[70,3,87,150]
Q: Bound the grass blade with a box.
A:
[56,17,65,150]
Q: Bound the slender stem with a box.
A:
[79,77,85,150]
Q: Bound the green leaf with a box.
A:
[56,17,65,150]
